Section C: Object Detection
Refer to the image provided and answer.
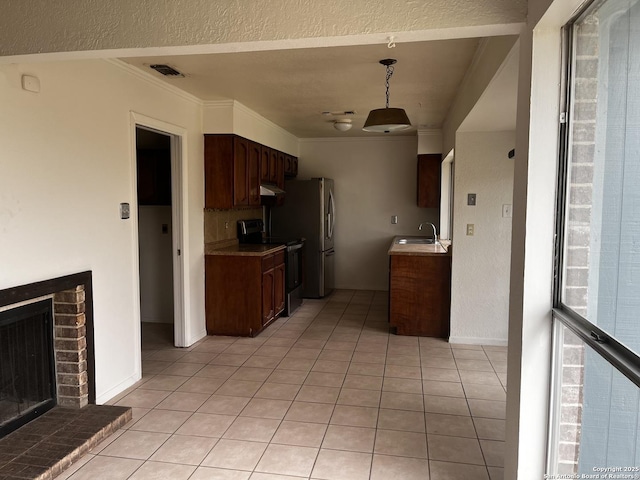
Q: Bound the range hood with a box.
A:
[260,184,286,196]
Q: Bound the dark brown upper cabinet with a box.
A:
[205,134,295,209]
[417,154,442,208]
[284,155,298,177]
[260,145,271,184]
[248,141,261,206]
[205,135,258,209]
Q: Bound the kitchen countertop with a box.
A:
[205,241,286,257]
[388,236,451,256]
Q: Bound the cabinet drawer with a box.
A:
[274,250,285,266]
[262,254,275,272]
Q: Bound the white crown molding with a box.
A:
[299,135,417,144]
[202,99,235,109]
[103,58,203,106]
[417,128,443,137]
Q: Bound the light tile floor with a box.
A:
[57,290,508,480]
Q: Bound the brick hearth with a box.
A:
[0,405,131,480]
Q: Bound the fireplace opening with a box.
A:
[0,299,56,438]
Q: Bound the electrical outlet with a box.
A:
[466,224,475,236]
[225,221,229,229]
[502,204,513,218]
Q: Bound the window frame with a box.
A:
[552,0,640,390]
[549,0,640,471]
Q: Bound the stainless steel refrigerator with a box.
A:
[270,178,335,298]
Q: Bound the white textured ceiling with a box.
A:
[121,39,483,138]
[0,0,526,58]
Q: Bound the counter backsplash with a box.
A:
[204,207,263,243]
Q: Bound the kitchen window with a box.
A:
[548,0,640,475]
[439,150,454,241]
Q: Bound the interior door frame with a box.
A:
[130,112,188,348]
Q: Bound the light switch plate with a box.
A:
[468,193,477,206]
[120,203,130,219]
[502,204,513,218]
[391,215,398,224]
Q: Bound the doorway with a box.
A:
[133,120,185,349]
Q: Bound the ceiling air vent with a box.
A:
[149,64,185,77]
[321,110,357,117]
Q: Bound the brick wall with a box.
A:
[557,14,599,473]
[53,286,89,409]
[557,329,585,474]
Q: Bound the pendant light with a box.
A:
[363,59,411,133]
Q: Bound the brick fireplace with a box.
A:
[52,285,90,410]
[0,272,96,431]
[0,272,131,480]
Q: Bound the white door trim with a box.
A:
[129,111,189,348]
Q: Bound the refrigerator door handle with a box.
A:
[328,190,336,239]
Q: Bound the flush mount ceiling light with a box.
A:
[334,119,353,132]
[363,59,411,133]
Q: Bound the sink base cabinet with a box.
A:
[206,251,285,336]
[389,254,451,337]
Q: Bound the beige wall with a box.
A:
[203,101,299,156]
[450,131,515,345]
[0,59,204,403]
[299,136,438,291]
[138,206,174,324]
[442,36,518,154]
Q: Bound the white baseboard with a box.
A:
[448,336,508,347]
[187,328,208,347]
[96,371,142,405]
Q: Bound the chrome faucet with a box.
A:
[418,222,438,240]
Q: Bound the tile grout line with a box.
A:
[305,292,357,480]
[418,333,431,479]
[80,292,505,480]
[250,296,335,477]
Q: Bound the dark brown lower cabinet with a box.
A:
[389,253,451,337]
[206,250,285,336]
[274,262,285,316]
